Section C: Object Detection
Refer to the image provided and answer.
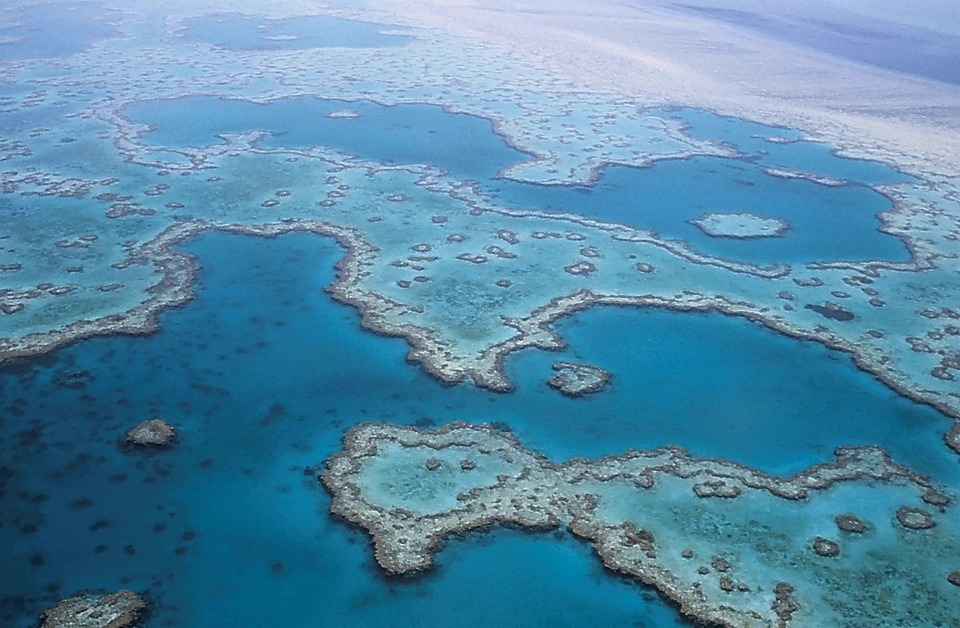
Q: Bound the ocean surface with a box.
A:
[2,34,955,625]
[1,228,953,626]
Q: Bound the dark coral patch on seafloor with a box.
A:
[804,302,854,321]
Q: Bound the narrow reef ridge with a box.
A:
[40,590,146,628]
[322,422,958,627]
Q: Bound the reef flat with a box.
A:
[2,131,958,424]
[324,422,958,627]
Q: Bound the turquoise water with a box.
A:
[0,2,122,60]
[652,107,914,186]
[125,96,911,265]
[506,307,957,483]
[1,231,953,626]
[125,96,525,183]
[490,107,912,264]
[488,157,909,265]
[4,5,956,626]
[180,13,414,50]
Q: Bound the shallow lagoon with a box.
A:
[126,95,912,265]
[125,96,521,183]
[1,231,953,626]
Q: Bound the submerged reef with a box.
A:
[40,590,146,628]
[690,212,789,239]
[323,422,958,627]
[0,0,958,430]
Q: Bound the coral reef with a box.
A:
[323,422,957,626]
[40,590,146,628]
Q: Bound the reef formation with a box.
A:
[691,212,789,239]
[547,361,611,396]
[2,0,960,624]
[125,419,176,448]
[40,590,146,628]
[323,422,958,627]
[0,0,959,435]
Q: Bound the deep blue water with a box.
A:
[0,2,122,60]
[179,13,413,50]
[1,231,953,626]
[125,95,911,265]
[509,306,956,484]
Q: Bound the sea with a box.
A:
[1,9,955,628]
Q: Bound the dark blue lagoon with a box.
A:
[179,13,414,50]
[1,231,953,626]
[0,233,687,627]
[504,306,957,482]
[4,1,958,625]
